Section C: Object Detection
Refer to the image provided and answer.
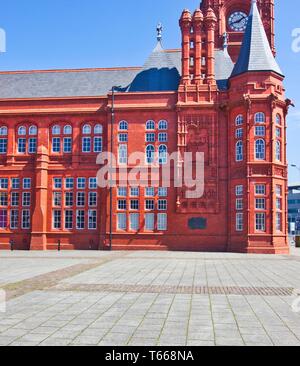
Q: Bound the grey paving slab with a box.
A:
[0,249,299,346]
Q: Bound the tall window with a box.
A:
[235,115,244,126]
[53,210,62,229]
[255,213,266,232]
[76,210,85,229]
[130,213,139,231]
[255,139,266,160]
[0,126,8,154]
[145,213,155,231]
[159,145,167,165]
[117,213,127,230]
[236,141,243,162]
[88,210,97,230]
[276,114,282,126]
[236,213,243,232]
[81,123,103,153]
[17,125,38,154]
[235,185,243,232]
[276,185,282,232]
[255,112,266,124]
[118,144,128,164]
[146,145,155,164]
[51,126,61,152]
[276,141,281,161]
[254,183,267,232]
[22,210,30,229]
[157,213,167,231]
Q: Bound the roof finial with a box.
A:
[223,32,229,50]
[156,22,163,42]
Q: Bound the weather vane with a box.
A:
[157,22,163,42]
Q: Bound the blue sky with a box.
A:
[0,0,299,183]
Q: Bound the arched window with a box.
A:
[0,126,7,136]
[64,125,72,135]
[159,145,168,165]
[235,115,244,126]
[94,124,103,135]
[82,124,91,135]
[29,126,37,136]
[118,144,128,164]
[255,139,266,160]
[276,141,281,161]
[0,126,8,154]
[276,114,282,125]
[146,120,155,131]
[52,125,60,135]
[158,120,168,130]
[146,145,155,164]
[255,112,266,124]
[236,141,243,162]
[119,121,128,131]
[18,126,26,136]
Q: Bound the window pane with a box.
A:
[28,138,37,154]
[18,138,26,153]
[157,213,167,231]
[65,210,73,229]
[22,210,30,229]
[89,178,97,189]
[145,213,155,231]
[63,137,72,153]
[117,213,127,230]
[64,125,72,135]
[118,145,128,164]
[77,178,86,189]
[52,138,61,153]
[130,213,139,231]
[94,137,102,153]
[0,139,8,154]
[23,178,31,190]
[76,210,85,229]
[10,210,19,229]
[0,178,8,189]
[82,137,91,152]
[88,210,97,229]
[0,209,8,229]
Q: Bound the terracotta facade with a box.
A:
[0,0,291,253]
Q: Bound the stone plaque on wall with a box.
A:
[188,218,207,230]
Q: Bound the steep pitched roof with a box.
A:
[231,0,283,78]
[128,42,181,92]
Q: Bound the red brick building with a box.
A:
[0,0,291,253]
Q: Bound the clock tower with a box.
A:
[200,0,275,62]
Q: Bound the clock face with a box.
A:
[228,11,248,32]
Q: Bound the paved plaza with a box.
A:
[0,249,300,346]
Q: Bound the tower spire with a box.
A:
[231,0,282,78]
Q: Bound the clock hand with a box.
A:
[232,15,247,26]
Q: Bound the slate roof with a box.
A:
[231,0,283,78]
[0,44,234,99]
[128,42,181,92]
